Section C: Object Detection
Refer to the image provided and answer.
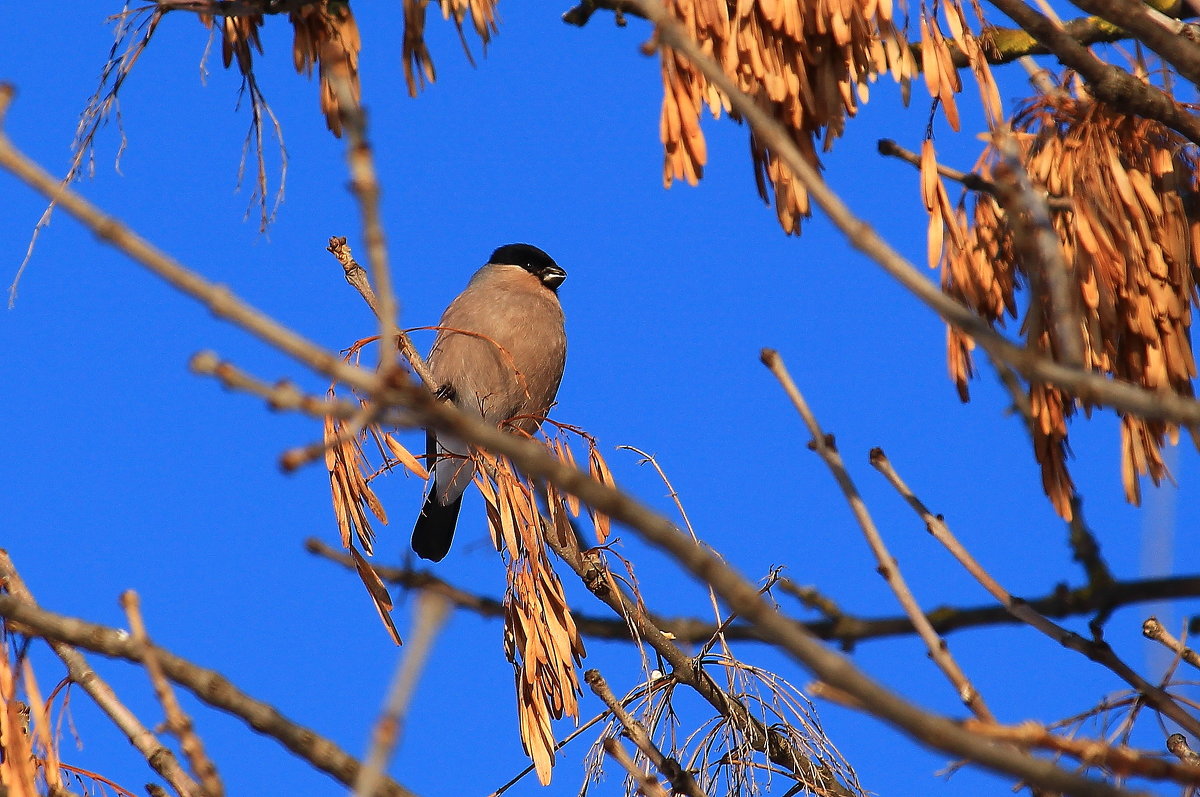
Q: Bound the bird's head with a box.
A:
[490,243,566,291]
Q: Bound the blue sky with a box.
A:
[2,4,1196,796]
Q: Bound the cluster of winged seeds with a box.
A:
[937,87,1200,517]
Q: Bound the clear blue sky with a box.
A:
[2,4,1194,796]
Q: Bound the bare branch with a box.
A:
[188,351,380,422]
[989,130,1084,368]
[877,138,1072,211]
[0,552,202,797]
[1168,733,1200,765]
[982,0,1200,143]
[332,83,400,378]
[868,447,1200,739]
[1143,618,1200,672]
[121,592,223,797]
[329,235,382,318]
[353,591,452,797]
[0,593,418,797]
[324,236,438,391]
[965,719,1200,785]
[602,737,670,797]
[584,670,708,797]
[761,351,995,722]
[305,537,1200,648]
[598,5,1200,431]
[1065,0,1200,88]
[1066,497,1115,594]
[487,709,616,796]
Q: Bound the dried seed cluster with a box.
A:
[402,0,500,97]
[935,86,1200,517]
[658,0,915,233]
[477,442,594,786]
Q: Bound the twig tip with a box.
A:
[0,83,14,123]
[189,350,220,375]
[279,449,305,473]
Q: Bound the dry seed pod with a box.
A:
[936,88,1199,519]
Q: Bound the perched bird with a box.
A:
[411,243,568,562]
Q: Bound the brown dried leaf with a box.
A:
[384,433,430,478]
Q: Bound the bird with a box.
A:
[411,243,568,562]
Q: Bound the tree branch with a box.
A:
[1143,618,1200,672]
[305,537,1200,647]
[867,445,1200,739]
[567,9,1200,430]
[0,552,203,797]
[564,0,1196,71]
[983,0,1200,143]
[1064,0,1200,88]
[120,591,223,797]
[0,593,418,797]
[584,669,708,797]
[878,138,1073,210]
[761,353,996,723]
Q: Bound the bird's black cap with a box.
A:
[490,243,566,290]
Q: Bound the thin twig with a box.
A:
[1066,497,1115,595]
[121,592,223,797]
[305,539,1200,647]
[761,351,994,722]
[325,236,437,391]
[867,448,1200,739]
[1018,55,1061,95]
[330,81,400,379]
[990,130,1084,369]
[585,669,708,797]
[775,579,847,623]
[964,719,1200,785]
[1144,618,1200,672]
[328,235,381,317]
[602,737,670,797]
[877,138,1072,211]
[189,351,388,422]
[0,551,202,797]
[1168,733,1200,764]
[281,402,379,473]
[353,591,452,797]
[486,708,615,797]
[189,351,409,473]
[616,447,733,660]
[0,595,418,797]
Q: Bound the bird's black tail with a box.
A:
[411,488,463,562]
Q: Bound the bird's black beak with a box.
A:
[540,265,567,289]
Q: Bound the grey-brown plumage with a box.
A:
[412,243,567,562]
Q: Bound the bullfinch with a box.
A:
[411,243,568,561]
